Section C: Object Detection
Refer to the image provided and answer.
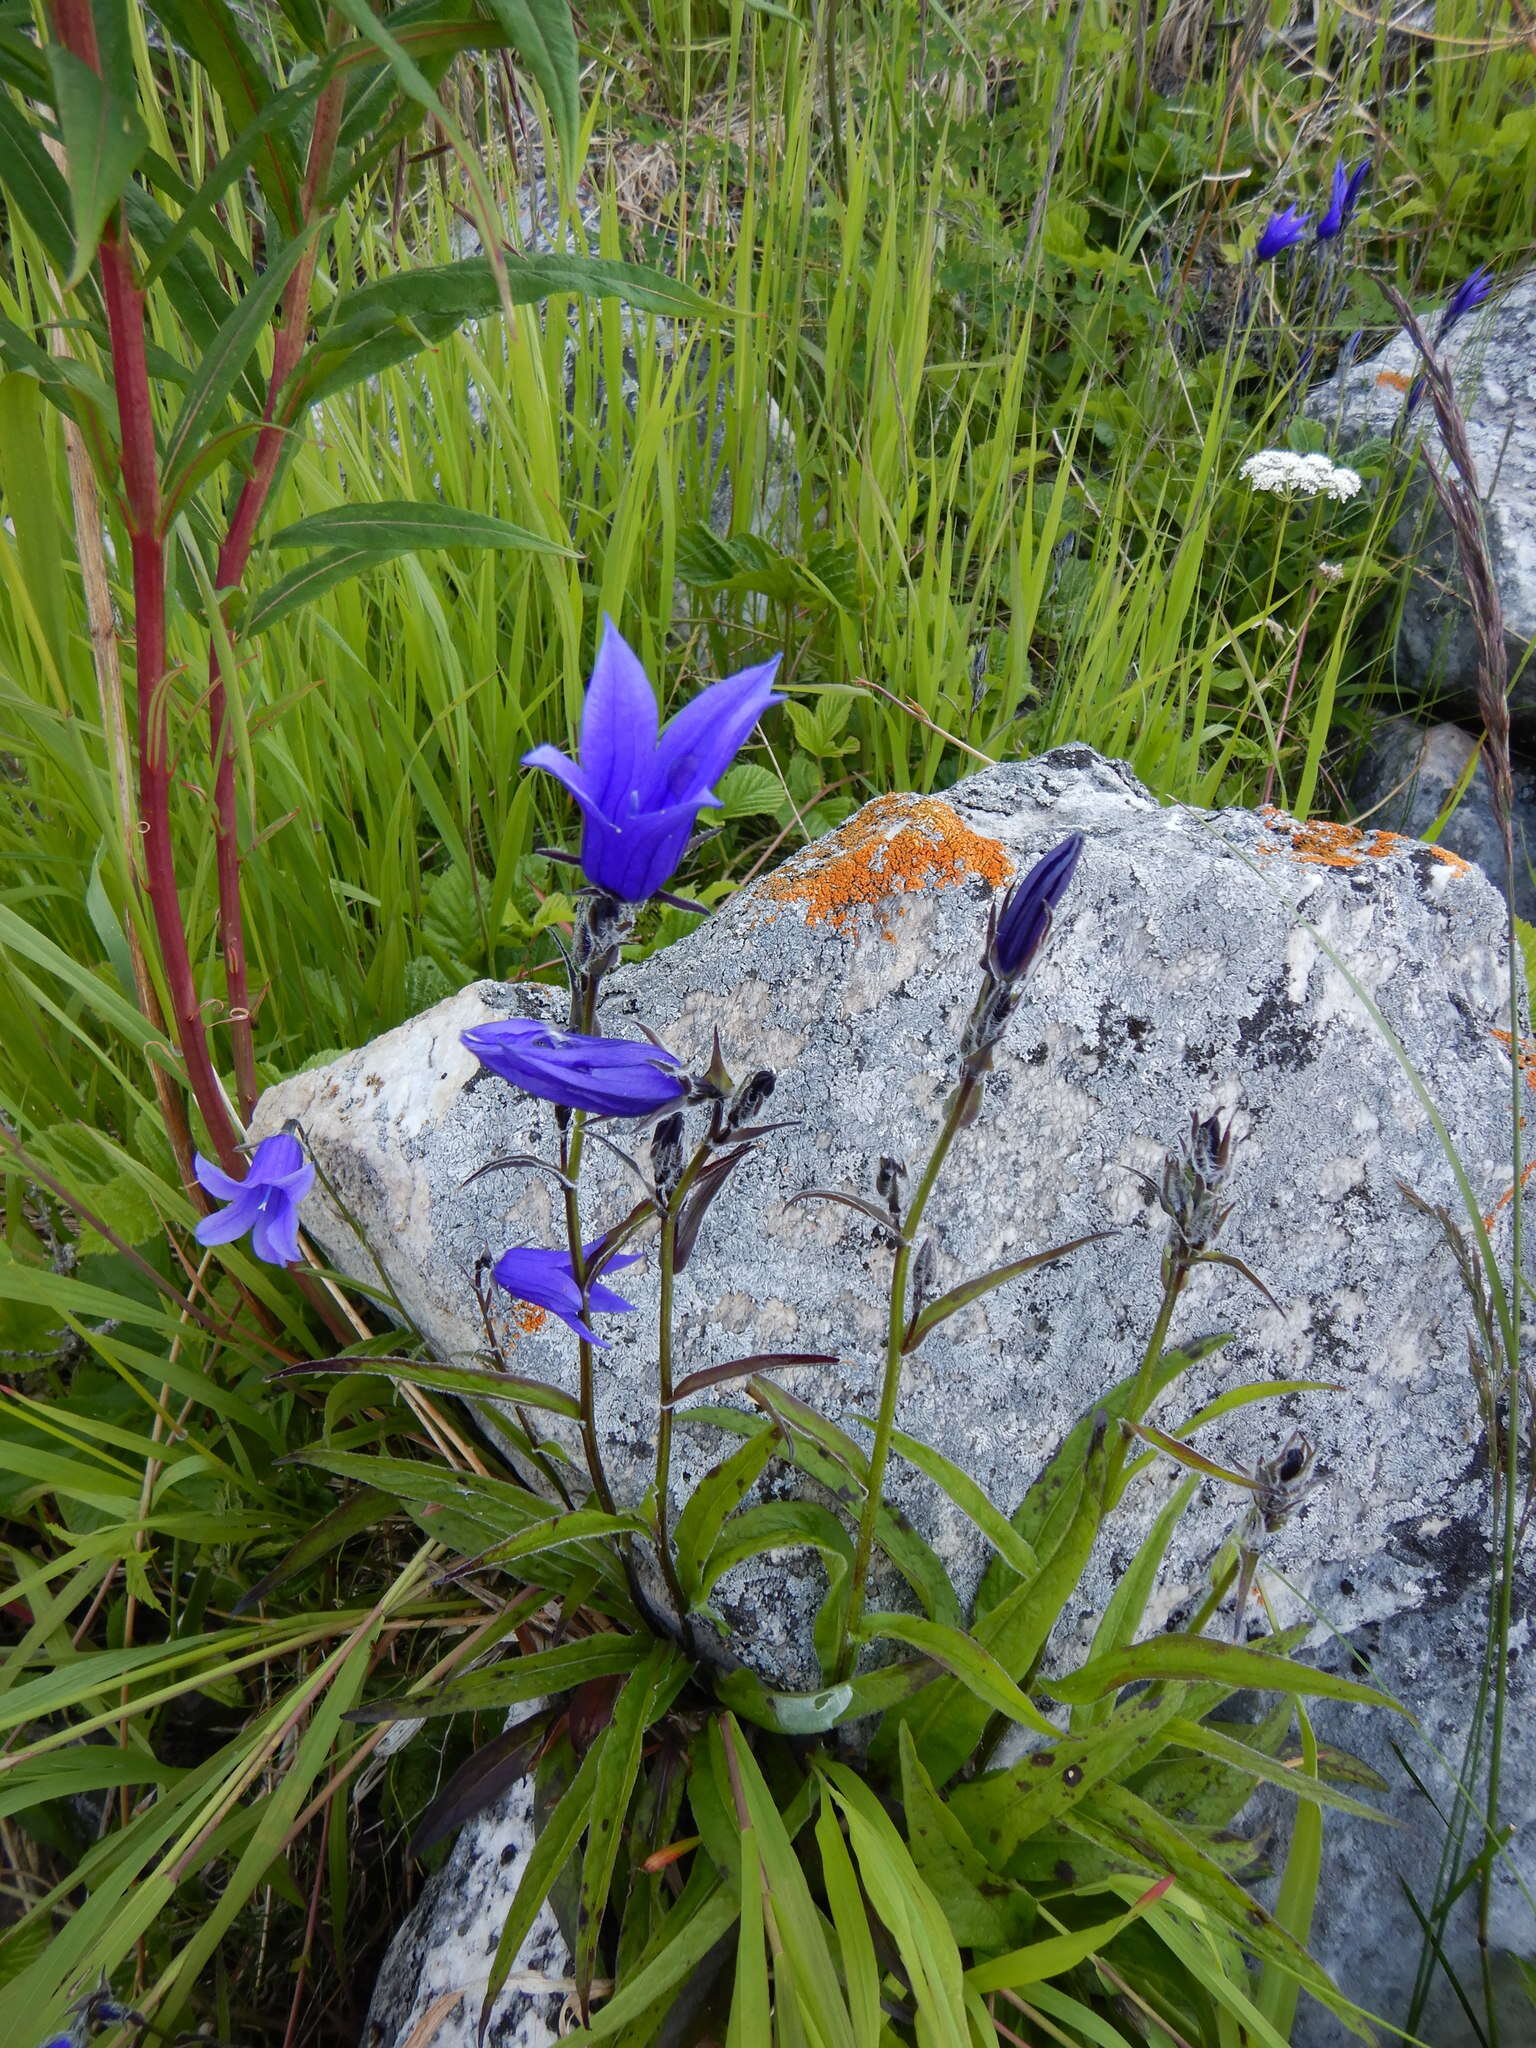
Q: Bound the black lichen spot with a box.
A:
[500,1843,517,1866]
[1235,986,1318,1072]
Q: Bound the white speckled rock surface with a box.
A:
[263,749,1531,2043]
[1307,268,1536,725]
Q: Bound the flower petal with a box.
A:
[193,1152,247,1202]
[194,1195,262,1246]
[250,1131,305,1180]
[579,793,704,903]
[522,741,602,817]
[643,656,783,810]
[251,1204,302,1266]
[579,618,661,818]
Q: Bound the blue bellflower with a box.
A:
[463,1018,687,1118]
[493,1241,642,1346]
[193,1131,314,1265]
[524,618,782,902]
[1255,207,1311,261]
[989,834,1085,981]
[1436,264,1493,342]
[1316,157,1369,241]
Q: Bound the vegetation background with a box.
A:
[1,0,1532,2042]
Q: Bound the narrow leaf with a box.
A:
[904,1233,1109,1351]
[46,48,148,287]
[274,1352,581,1419]
[269,497,574,556]
[480,0,582,171]
[1042,1634,1412,1712]
[669,1352,834,1407]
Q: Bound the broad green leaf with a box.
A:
[706,763,788,821]
[671,1422,779,1605]
[965,1880,1171,1993]
[898,1724,1037,1951]
[243,543,396,634]
[46,48,148,287]
[299,253,714,407]
[1042,1634,1411,1713]
[884,1425,1039,1580]
[268,497,574,557]
[481,0,582,172]
[699,1500,852,1674]
[275,1352,581,1418]
[347,1632,645,1722]
[161,222,322,499]
[1162,1716,1389,1824]
[857,1613,1056,1737]
[947,1685,1192,1870]
[1072,1474,1198,1731]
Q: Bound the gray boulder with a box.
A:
[1350,714,1536,924]
[1306,270,1536,725]
[262,750,1532,2043]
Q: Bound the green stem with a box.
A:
[1103,1256,1187,1509]
[653,1207,692,1632]
[560,964,615,1513]
[835,1069,979,1682]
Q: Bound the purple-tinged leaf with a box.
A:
[408,1709,555,1860]
[667,1352,836,1406]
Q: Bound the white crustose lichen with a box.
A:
[1239,449,1364,501]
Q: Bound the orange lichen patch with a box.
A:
[1376,368,1412,393]
[1258,808,1470,876]
[1490,1027,1536,1091]
[1484,1159,1536,1232]
[750,793,1013,934]
[507,1303,549,1338]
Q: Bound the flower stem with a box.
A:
[834,1069,980,1683]
[558,960,615,1511]
[652,1207,693,1633]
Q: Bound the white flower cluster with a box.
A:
[1239,450,1363,501]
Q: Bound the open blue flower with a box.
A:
[493,1242,643,1346]
[1316,157,1369,241]
[989,834,1084,981]
[193,1132,313,1266]
[1255,207,1311,261]
[463,1018,687,1117]
[1436,264,1493,342]
[523,618,782,902]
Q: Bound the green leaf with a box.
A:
[898,1724,1036,1951]
[712,1669,856,1735]
[274,1352,581,1418]
[698,1500,852,1674]
[347,1633,646,1723]
[481,0,581,173]
[269,497,575,557]
[671,1423,779,1606]
[149,0,302,227]
[884,1425,1039,1580]
[947,1685,1193,1871]
[1072,1475,1198,1732]
[1042,1634,1412,1712]
[0,93,77,273]
[243,543,396,634]
[46,48,148,288]
[161,223,323,501]
[965,1881,1172,1993]
[449,1507,651,1578]
[1162,1715,1390,1825]
[813,1802,882,2048]
[706,763,786,822]
[299,253,714,407]
[858,1613,1057,1738]
[903,1233,1108,1352]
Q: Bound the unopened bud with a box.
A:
[727,1068,776,1132]
[650,1112,687,1205]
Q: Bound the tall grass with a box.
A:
[1,0,1533,2038]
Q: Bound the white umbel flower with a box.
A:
[1239,450,1363,501]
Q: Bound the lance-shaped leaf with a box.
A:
[1042,1634,1412,1712]
[667,1352,835,1407]
[438,1507,651,1583]
[231,1484,392,1615]
[269,497,576,558]
[273,1353,581,1419]
[882,1426,1039,1581]
[786,1186,905,1239]
[0,92,78,273]
[47,49,148,288]
[409,1707,556,1859]
[674,1143,755,1270]
[700,1500,854,1674]
[902,1232,1109,1352]
[856,1614,1057,1738]
[1125,1419,1260,1489]
[348,1632,647,1724]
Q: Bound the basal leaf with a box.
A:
[1042,1634,1411,1713]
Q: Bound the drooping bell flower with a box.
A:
[523,618,782,902]
[1255,207,1311,261]
[492,1242,642,1346]
[463,1018,687,1118]
[192,1131,314,1266]
[1315,158,1369,241]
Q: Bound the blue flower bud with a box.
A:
[1254,207,1311,261]
[988,834,1085,982]
[462,1019,687,1118]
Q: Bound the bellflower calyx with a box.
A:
[1255,207,1311,261]
[524,618,783,902]
[192,1131,313,1265]
[492,1242,642,1346]
[1316,157,1369,241]
[463,1018,687,1118]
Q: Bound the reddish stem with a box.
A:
[208,67,346,1118]
[52,0,243,1170]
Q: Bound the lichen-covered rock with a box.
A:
[263,749,1529,2042]
[1306,270,1536,726]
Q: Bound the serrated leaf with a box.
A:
[269,497,573,557]
[705,764,786,822]
[46,48,148,287]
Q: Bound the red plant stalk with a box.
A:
[51,0,244,1170]
[208,68,347,1119]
